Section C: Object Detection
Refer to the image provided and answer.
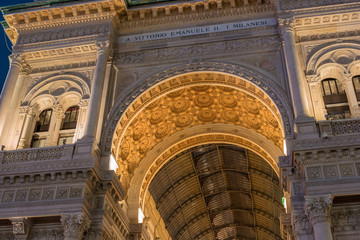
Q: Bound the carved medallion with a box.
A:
[195,94,214,108]
[155,123,170,139]
[120,141,130,160]
[133,123,145,140]
[175,114,193,127]
[221,110,238,122]
[150,109,166,124]
[198,110,216,122]
[243,99,259,114]
[171,99,189,113]
[219,94,237,108]
[139,137,150,154]
[245,115,260,129]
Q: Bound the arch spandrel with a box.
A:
[102,62,294,155]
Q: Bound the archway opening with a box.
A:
[145,144,284,240]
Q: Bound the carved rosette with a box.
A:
[60,213,91,240]
[304,195,333,224]
[9,53,23,68]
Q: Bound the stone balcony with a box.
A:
[318,118,360,138]
[0,141,97,180]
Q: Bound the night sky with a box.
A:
[0,0,33,93]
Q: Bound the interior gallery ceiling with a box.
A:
[148,144,284,240]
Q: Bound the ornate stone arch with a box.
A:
[306,41,360,76]
[23,72,91,107]
[102,62,294,154]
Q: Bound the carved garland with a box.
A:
[102,62,294,153]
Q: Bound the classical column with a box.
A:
[342,74,360,118]
[279,19,312,121]
[0,53,23,138]
[18,107,34,149]
[0,72,28,146]
[60,212,90,240]
[304,195,333,240]
[10,217,32,240]
[44,106,59,147]
[83,41,110,139]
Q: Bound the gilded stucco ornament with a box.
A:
[103,62,294,156]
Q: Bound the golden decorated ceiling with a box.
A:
[112,80,284,192]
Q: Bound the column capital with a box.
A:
[60,212,91,240]
[304,195,333,224]
[278,18,295,34]
[95,40,110,55]
[306,74,321,84]
[79,99,90,108]
[19,106,33,115]
[9,53,23,68]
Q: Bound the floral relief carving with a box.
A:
[113,83,284,192]
[304,195,333,224]
[60,212,90,240]
[104,64,293,158]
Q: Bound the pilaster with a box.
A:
[83,40,110,139]
[0,53,24,145]
[342,74,360,118]
[17,106,34,149]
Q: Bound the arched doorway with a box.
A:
[147,144,284,240]
[105,67,293,239]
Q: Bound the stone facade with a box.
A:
[0,0,360,239]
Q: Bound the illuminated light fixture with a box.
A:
[282,197,287,210]
[283,139,288,155]
[109,154,118,172]
[138,208,145,223]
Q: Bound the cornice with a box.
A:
[116,4,275,32]
[293,11,360,29]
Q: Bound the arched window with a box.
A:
[61,106,79,130]
[321,79,349,119]
[35,108,52,132]
[352,75,360,100]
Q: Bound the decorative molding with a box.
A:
[23,44,97,61]
[17,24,110,45]
[304,195,333,224]
[60,212,90,240]
[115,35,280,65]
